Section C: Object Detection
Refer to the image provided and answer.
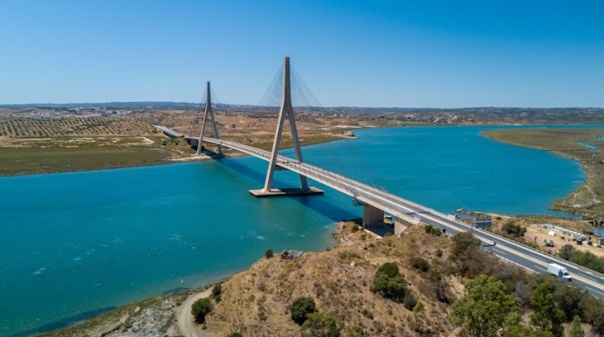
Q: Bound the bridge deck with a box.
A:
[199,135,604,298]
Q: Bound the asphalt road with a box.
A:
[204,136,604,298]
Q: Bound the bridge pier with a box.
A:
[363,203,385,227]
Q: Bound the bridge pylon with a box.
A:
[196,81,223,157]
[249,57,323,197]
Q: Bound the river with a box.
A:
[0,125,587,336]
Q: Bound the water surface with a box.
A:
[0,125,587,336]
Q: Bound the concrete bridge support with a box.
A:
[363,203,384,227]
[392,213,421,235]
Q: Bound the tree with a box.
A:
[265,249,274,259]
[191,297,213,324]
[452,274,520,337]
[530,282,566,337]
[551,284,586,321]
[290,297,317,325]
[302,312,340,337]
[579,296,604,335]
[370,262,415,306]
[568,315,584,337]
[371,271,407,303]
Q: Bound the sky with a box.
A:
[1,0,603,108]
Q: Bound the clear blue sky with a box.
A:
[1,0,603,108]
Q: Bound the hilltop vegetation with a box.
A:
[39,222,604,337]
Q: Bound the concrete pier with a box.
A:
[363,203,385,227]
[249,187,323,197]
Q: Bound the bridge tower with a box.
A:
[196,81,223,156]
[249,57,323,197]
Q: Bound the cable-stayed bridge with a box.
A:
[161,57,604,298]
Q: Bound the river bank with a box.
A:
[1,124,593,337]
[482,128,604,221]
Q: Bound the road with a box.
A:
[176,288,213,337]
[202,136,604,298]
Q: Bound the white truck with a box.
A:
[547,263,572,281]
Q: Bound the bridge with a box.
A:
[166,57,604,298]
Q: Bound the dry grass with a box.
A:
[202,223,463,337]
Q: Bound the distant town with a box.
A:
[2,102,604,125]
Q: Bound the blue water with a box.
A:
[0,125,589,336]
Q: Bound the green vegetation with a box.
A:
[568,315,585,337]
[451,232,481,257]
[211,283,222,303]
[370,262,417,309]
[191,297,213,324]
[409,256,430,272]
[0,117,196,176]
[501,221,527,238]
[424,224,442,236]
[558,244,604,273]
[530,282,566,337]
[0,143,179,176]
[301,312,340,337]
[265,249,274,259]
[452,275,520,337]
[227,333,243,337]
[290,297,318,325]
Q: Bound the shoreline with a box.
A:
[8,124,602,336]
[37,220,354,337]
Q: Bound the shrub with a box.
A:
[191,297,213,324]
[502,221,527,237]
[302,312,340,337]
[558,244,604,273]
[436,248,443,257]
[371,262,416,308]
[211,283,222,303]
[228,333,243,337]
[579,296,604,334]
[410,256,430,272]
[452,232,481,257]
[265,249,274,259]
[403,288,418,310]
[290,297,317,325]
[412,301,424,313]
[375,262,400,278]
[371,272,407,303]
[424,225,443,236]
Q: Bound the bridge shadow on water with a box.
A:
[216,158,358,223]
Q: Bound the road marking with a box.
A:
[493,248,507,255]
[534,265,546,271]
[209,137,604,297]
[586,286,604,297]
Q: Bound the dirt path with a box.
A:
[176,288,213,337]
